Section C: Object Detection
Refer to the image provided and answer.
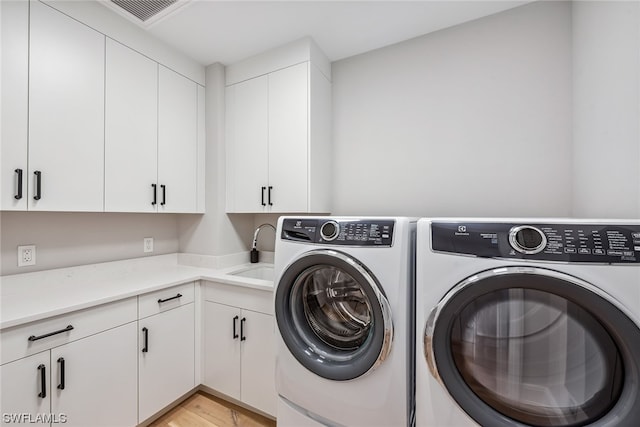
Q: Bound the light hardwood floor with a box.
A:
[149,391,276,427]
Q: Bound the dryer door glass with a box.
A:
[452,288,622,426]
[427,267,640,427]
[276,249,393,381]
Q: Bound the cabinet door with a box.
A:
[139,304,195,423]
[0,352,50,426]
[268,62,309,212]
[158,66,198,213]
[203,301,241,400]
[28,1,105,211]
[225,76,269,213]
[105,39,158,213]
[50,322,137,427]
[240,310,277,416]
[0,0,28,211]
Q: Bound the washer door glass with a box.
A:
[301,265,373,350]
[426,267,640,427]
[276,249,393,381]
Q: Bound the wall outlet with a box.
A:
[18,245,36,267]
[144,237,154,253]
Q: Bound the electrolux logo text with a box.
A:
[2,413,68,424]
[455,225,470,236]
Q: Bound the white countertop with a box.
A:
[0,254,274,330]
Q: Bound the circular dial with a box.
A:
[320,221,340,241]
[509,225,547,254]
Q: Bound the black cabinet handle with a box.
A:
[157,293,182,304]
[14,169,23,200]
[160,184,166,206]
[261,186,266,206]
[233,315,239,339]
[240,317,246,341]
[28,325,74,342]
[268,186,273,206]
[57,357,65,390]
[151,184,157,206]
[38,364,46,398]
[33,170,42,200]
[142,327,148,353]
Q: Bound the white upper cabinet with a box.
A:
[225,76,269,212]
[105,46,204,214]
[105,39,158,213]
[0,1,205,213]
[158,66,200,213]
[28,1,105,212]
[267,62,310,212]
[225,38,332,214]
[0,0,29,211]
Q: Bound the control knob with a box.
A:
[509,225,547,255]
[320,221,340,241]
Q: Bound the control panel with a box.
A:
[431,221,640,263]
[281,218,395,246]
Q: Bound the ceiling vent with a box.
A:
[102,0,191,28]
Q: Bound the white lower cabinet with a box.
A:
[0,298,138,427]
[138,283,196,423]
[1,279,272,426]
[50,323,138,427]
[0,351,51,425]
[203,282,276,416]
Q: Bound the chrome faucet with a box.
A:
[251,223,276,263]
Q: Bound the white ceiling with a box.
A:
[141,0,535,66]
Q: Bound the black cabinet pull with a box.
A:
[28,325,74,342]
[57,357,65,390]
[261,186,266,206]
[14,169,23,200]
[151,184,157,206]
[160,184,166,206]
[142,327,148,353]
[33,170,42,200]
[38,364,46,398]
[157,293,182,304]
[233,315,239,339]
[240,317,246,341]
[268,186,273,206]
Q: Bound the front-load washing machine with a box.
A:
[274,217,416,427]
[416,218,640,427]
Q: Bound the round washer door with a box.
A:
[424,266,640,427]
[275,249,393,381]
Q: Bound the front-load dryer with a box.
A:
[416,218,640,427]
[274,217,416,427]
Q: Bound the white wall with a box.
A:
[572,1,640,219]
[177,63,254,256]
[331,1,573,218]
[0,212,179,275]
[6,0,637,277]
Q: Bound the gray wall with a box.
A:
[572,1,640,219]
[331,1,573,217]
[1,212,179,275]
